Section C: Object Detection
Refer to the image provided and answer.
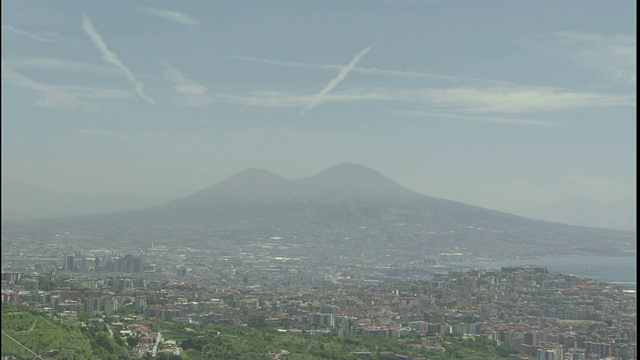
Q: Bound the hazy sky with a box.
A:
[1,1,636,228]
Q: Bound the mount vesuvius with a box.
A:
[10,163,635,258]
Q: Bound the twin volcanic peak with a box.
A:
[9,162,633,257]
[162,162,422,208]
[149,163,632,254]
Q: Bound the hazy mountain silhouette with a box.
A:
[61,163,624,229]
[164,168,294,207]
[10,163,634,257]
[295,162,421,201]
[163,163,420,208]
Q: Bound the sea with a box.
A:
[465,255,636,286]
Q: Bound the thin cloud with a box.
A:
[213,85,633,115]
[362,86,633,113]
[3,56,117,74]
[299,40,379,115]
[81,14,155,104]
[2,58,132,107]
[231,52,632,114]
[230,55,340,71]
[215,91,312,108]
[1,68,93,110]
[160,61,212,107]
[60,85,133,100]
[214,90,392,108]
[140,7,200,26]
[420,86,634,113]
[2,24,52,42]
[395,110,558,127]
[231,54,515,86]
[560,32,636,84]
[518,31,636,85]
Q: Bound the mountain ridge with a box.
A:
[6,163,632,232]
[1,163,634,259]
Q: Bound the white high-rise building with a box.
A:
[104,298,119,314]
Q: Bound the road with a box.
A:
[152,331,162,357]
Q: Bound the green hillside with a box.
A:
[1,306,97,359]
[2,304,521,359]
[1,306,109,360]
[2,303,137,360]
[158,321,520,360]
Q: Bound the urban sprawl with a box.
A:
[2,237,636,360]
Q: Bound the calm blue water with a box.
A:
[467,255,636,285]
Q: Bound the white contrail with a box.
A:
[230,55,339,71]
[2,24,52,42]
[160,61,212,107]
[395,110,559,127]
[231,54,515,86]
[140,7,200,26]
[2,67,94,110]
[299,40,378,115]
[81,15,155,105]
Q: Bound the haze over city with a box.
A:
[1,0,636,231]
[1,3,637,359]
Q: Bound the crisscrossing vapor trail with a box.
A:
[299,40,379,115]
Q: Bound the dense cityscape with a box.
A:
[2,232,636,359]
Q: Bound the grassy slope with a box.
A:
[1,308,95,359]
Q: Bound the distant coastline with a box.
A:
[466,255,636,285]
